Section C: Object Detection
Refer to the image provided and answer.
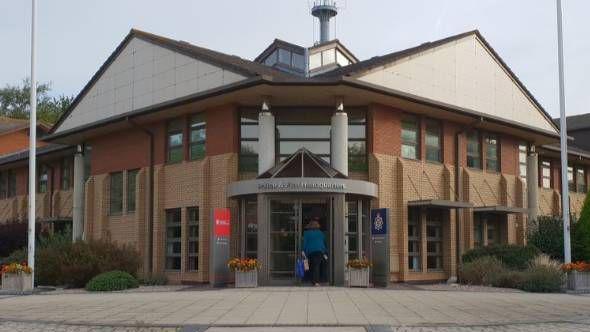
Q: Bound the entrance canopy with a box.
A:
[408,199,473,209]
[228,148,377,197]
[473,205,527,214]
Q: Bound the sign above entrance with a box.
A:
[227,177,378,197]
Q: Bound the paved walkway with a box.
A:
[0,287,588,331]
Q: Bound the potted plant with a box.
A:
[562,261,590,291]
[346,258,371,287]
[1,262,33,292]
[228,258,260,288]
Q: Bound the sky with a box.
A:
[0,0,588,118]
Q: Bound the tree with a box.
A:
[0,79,72,124]
[573,193,590,262]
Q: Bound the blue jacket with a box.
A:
[302,229,327,256]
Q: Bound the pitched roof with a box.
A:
[0,116,29,134]
[0,143,72,167]
[554,113,590,132]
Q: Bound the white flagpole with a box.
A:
[556,0,571,264]
[28,0,37,288]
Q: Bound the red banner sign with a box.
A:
[214,208,231,237]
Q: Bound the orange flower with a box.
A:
[346,258,372,269]
[561,261,590,272]
[227,258,260,272]
[1,262,32,275]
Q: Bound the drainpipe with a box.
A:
[127,117,155,276]
[72,145,85,241]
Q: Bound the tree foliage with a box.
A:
[573,193,590,262]
[0,79,72,124]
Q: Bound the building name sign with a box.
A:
[257,181,346,191]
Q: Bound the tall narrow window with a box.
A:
[425,120,442,163]
[239,110,259,172]
[426,210,443,271]
[348,110,367,171]
[0,172,6,199]
[347,201,359,260]
[243,198,258,259]
[568,166,575,192]
[109,172,123,215]
[408,208,421,271]
[38,165,48,193]
[519,143,528,181]
[189,114,206,160]
[401,116,419,160]
[167,119,184,163]
[7,170,16,198]
[487,219,498,246]
[165,208,182,270]
[126,169,138,213]
[576,167,587,193]
[466,131,481,169]
[84,145,92,181]
[187,207,199,271]
[61,158,72,190]
[541,160,551,189]
[474,219,483,248]
[485,134,499,172]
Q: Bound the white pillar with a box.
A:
[258,101,275,175]
[72,145,85,241]
[331,101,348,176]
[527,151,539,222]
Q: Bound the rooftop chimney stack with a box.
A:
[311,0,338,44]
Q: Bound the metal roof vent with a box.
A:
[311,0,338,44]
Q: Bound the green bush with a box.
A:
[528,216,565,260]
[492,270,526,289]
[459,256,507,286]
[519,265,563,293]
[573,193,590,262]
[140,273,168,286]
[462,244,540,270]
[85,271,139,292]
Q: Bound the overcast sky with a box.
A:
[1,0,588,117]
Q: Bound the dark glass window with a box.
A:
[485,134,499,172]
[408,208,421,271]
[426,210,443,271]
[474,220,483,248]
[425,120,442,163]
[0,172,6,199]
[239,110,259,172]
[276,110,331,163]
[568,166,575,192]
[519,143,528,181]
[61,158,72,190]
[576,167,587,193]
[348,110,367,171]
[167,119,184,163]
[467,131,481,169]
[189,114,206,160]
[127,169,138,213]
[541,160,551,189]
[401,116,419,160]
[38,165,48,193]
[243,198,258,259]
[109,172,123,215]
[8,170,16,198]
[165,208,182,271]
[187,207,199,271]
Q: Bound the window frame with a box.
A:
[407,208,421,272]
[484,133,500,173]
[126,169,139,213]
[425,119,442,163]
[189,114,206,160]
[38,165,49,194]
[401,115,420,160]
[426,210,443,271]
[518,143,528,181]
[541,160,552,189]
[466,131,482,169]
[186,207,199,271]
[576,166,587,193]
[109,171,123,215]
[239,110,259,172]
[167,119,184,164]
[165,208,182,271]
[348,110,367,172]
[61,158,72,190]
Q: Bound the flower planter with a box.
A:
[1,273,33,292]
[235,270,257,288]
[567,271,590,291]
[348,268,370,287]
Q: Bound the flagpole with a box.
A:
[28,0,37,288]
[556,0,571,264]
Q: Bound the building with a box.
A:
[1,4,589,285]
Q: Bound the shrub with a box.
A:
[492,270,526,289]
[459,256,507,286]
[86,271,139,292]
[528,216,564,260]
[462,244,540,270]
[519,265,563,293]
[573,193,590,262]
[140,273,168,286]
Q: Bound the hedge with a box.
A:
[86,271,139,292]
[462,244,540,270]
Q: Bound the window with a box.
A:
[264,50,278,66]
[485,134,499,172]
[7,170,16,198]
[165,209,182,270]
[0,172,6,199]
[190,114,206,160]
[38,165,48,193]
[348,110,367,171]
[336,50,351,67]
[126,169,138,213]
[292,52,305,70]
[466,131,481,169]
[187,207,199,271]
[322,48,336,65]
[425,120,442,163]
[109,172,123,215]
[426,210,443,270]
[487,221,498,246]
[278,48,291,65]
[239,110,259,172]
[243,198,258,259]
[167,119,184,163]
[276,110,331,163]
[541,160,551,189]
[401,116,419,160]
[61,158,72,190]
[0,171,12,199]
[408,208,421,271]
[347,201,360,260]
[576,167,587,193]
[568,166,575,192]
[84,145,92,181]
[474,220,483,248]
[519,143,528,181]
[309,52,322,70]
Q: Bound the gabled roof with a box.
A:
[258,148,346,179]
[0,144,72,168]
[254,38,307,63]
[554,113,590,132]
[0,116,51,136]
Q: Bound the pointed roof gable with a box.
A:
[51,29,297,135]
[258,148,346,179]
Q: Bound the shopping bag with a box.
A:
[302,253,310,271]
[295,258,305,278]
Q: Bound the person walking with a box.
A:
[302,217,327,286]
